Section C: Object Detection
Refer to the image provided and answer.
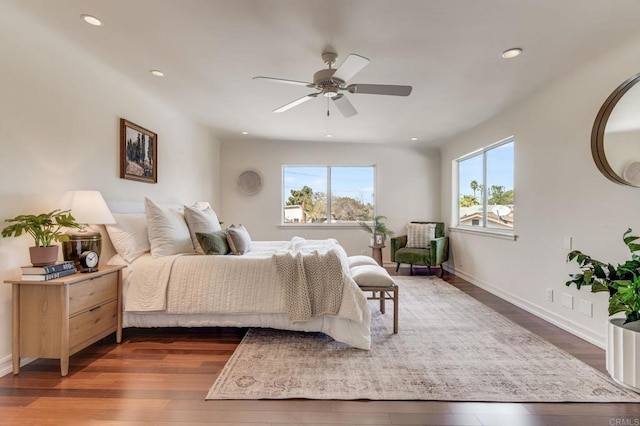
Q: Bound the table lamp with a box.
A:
[59,190,115,268]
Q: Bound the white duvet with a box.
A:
[122,238,372,349]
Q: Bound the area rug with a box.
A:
[207,276,640,402]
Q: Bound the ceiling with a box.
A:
[8,0,640,147]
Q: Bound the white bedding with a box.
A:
[121,238,372,349]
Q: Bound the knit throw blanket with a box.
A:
[274,239,347,322]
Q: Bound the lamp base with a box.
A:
[62,228,102,269]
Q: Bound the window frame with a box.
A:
[280,164,377,227]
[453,136,515,240]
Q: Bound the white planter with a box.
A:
[607,318,640,392]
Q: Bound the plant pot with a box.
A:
[607,318,640,393]
[29,245,59,266]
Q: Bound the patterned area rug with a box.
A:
[207,276,640,401]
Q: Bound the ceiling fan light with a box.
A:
[323,86,339,98]
[501,48,523,59]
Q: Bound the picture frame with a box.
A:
[375,233,384,246]
[120,118,157,183]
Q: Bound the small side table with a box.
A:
[5,264,125,376]
[369,244,385,266]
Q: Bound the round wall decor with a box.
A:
[237,170,263,195]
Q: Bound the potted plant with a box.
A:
[566,228,640,391]
[2,209,81,266]
[359,215,394,247]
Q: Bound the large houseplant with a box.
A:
[2,209,81,266]
[359,215,394,247]
[566,228,640,325]
[566,228,640,391]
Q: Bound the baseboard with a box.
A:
[443,265,606,349]
[0,354,34,377]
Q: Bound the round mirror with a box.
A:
[592,73,640,186]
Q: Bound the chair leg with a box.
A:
[440,264,444,278]
[409,264,413,276]
[427,265,432,275]
[395,263,400,274]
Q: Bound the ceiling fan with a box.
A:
[253,50,412,118]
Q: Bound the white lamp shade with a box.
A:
[60,190,116,225]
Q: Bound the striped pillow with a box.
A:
[406,223,436,248]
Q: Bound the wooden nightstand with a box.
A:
[4,264,125,376]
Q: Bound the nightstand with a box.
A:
[5,264,125,376]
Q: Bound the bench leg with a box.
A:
[393,287,398,334]
[380,291,385,314]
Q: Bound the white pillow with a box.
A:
[347,255,379,268]
[145,197,195,258]
[406,223,436,248]
[105,213,150,263]
[184,202,222,254]
[350,265,396,287]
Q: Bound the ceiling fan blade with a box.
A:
[332,54,370,82]
[332,94,357,118]
[273,93,319,113]
[253,76,313,87]
[347,84,412,96]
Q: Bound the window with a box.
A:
[282,166,375,225]
[456,138,514,232]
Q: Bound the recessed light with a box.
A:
[81,14,102,26]
[501,48,522,59]
[241,131,249,135]
[150,70,164,77]
[325,134,333,138]
[411,137,418,141]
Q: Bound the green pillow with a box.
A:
[196,231,230,255]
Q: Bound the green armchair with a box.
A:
[390,221,449,277]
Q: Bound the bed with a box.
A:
[102,198,373,350]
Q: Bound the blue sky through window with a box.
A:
[283,166,374,205]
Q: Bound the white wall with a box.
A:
[220,138,440,257]
[440,33,640,348]
[0,5,220,375]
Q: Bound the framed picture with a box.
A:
[375,233,384,246]
[120,118,157,183]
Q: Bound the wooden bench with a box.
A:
[359,285,398,334]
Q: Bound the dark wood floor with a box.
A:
[1,268,639,425]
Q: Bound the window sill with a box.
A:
[278,224,362,230]
[449,226,517,241]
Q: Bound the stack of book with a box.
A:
[21,260,77,281]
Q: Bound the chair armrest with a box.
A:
[390,235,407,262]
[430,236,449,265]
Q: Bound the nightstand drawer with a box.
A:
[69,273,117,315]
[69,300,117,351]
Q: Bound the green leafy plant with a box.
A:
[566,228,640,325]
[2,209,81,247]
[358,215,394,240]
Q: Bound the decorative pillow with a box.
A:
[145,197,195,258]
[350,265,396,287]
[184,202,222,254]
[196,231,230,255]
[406,223,436,248]
[226,224,252,255]
[105,213,150,263]
[347,255,379,268]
